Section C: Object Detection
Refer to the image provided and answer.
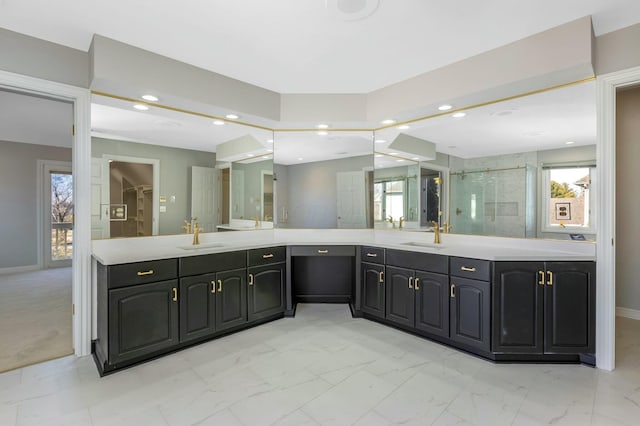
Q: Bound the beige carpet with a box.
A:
[0,267,73,373]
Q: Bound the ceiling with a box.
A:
[1,0,639,93]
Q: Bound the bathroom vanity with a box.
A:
[92,229,595,375]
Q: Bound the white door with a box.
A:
[91,158,110,239]
[231,169,245,219]
[191,166,217,232]
[337,170,367,228]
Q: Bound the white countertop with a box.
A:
[92,229,596,265]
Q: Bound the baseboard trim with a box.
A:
[616,307,640,320]
[0,264,40,275]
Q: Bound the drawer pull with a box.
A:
[210,280,216,293]
[366,253,378,257]
[172,287,178,302]
[547,271,553,286]
[538,271,545,285]
[249,273,254,286]
[414,278,420,291]
[262,253,274,259]
[450,284,456,298]
[217,280,222,292]
[137,270,154,276]
[318,249,329,254]
[460,266,476,272]
[409,276,414,289]
[379,271,384,283]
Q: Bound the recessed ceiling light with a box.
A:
[247,154,255,157]
[297,157,304,161]
[375,139,386,144]
[267,149,273,152]
[397,125,410,130]
[141,94,159,102]
[213,120,225,126]
[412,157,419,160]
[389,152,399,155]
[267,139,274,143]
[438,104,453,111]
[133,104,149,111]
[317,124,329,129]
[565,141,575,145]
[262,156,270,159]
[375,154,383,158]
[317,131,328,136]
[225,114,240,120]
[396,159,405,162]
[381,119,396,125]
[452,112,466,118]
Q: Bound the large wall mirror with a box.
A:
[90,94,273,239]
[273,131,374,229]
[376,80,596,240]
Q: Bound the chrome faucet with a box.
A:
[430,220,441,244]
[192,222,203,245]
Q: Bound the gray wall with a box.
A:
[616,87,640,311]
[92,138,217,236]
[276,155,372,229]
[0,140,72,269]
[0,28,89,88]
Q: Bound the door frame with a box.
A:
[38,160,73,268]
[261,169,273,221]
[101,154,160,236]
[595,65,640,371]
[0,69,92,357]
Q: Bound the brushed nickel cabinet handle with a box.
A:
[172,287,178,302]
[249,273,254,286]
[217,279,222,292]
[211,280,216,293]
[379,271,384,283]
[450,284,456,298]
[415,278,420,291]
[318,249,329,254]
[538,271,545,285]
[262,253,274,259]
[547,271,553,286]
[137,270,154,276]
[460,266,476,272]
[409,277,414,289]
[366,253,377,257]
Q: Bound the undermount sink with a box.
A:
[401,241,446,249]
[178,242,226,250]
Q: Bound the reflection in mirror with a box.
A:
[381,80,596,240]
[372,153,419,229]
[273,131,374,229]
[90,94,273,238]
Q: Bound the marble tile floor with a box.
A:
[1,304,639,426]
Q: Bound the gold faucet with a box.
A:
[443,222,452,233]
[183,220,192,234]
[192,223,203,245]
[430,220,441,244]
[254,215,260,228]
[399,217,405,229]
[264,214,272,222]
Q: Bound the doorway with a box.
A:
[43,161,73,268]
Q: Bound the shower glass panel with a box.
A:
[450,166,535,238]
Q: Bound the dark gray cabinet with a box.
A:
[492,261,596,355]
[385,266,415,327]
[361,262,385,318]
[215,268,248,332]
[449,257,491,353]
[414,270,449,338]
[248,263,285,322]
[108,279,179,364]
[179,273,216,343]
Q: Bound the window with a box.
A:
[374,179,405,222]
[542,165,595,234]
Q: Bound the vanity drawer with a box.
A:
[386,249,448,274]
[361,246,385,264]
[247,246,286,266]
[450,257,490,281]
[108,258,178,289]
[179,250,246,277]
[290,245,356,257]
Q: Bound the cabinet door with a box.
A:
[544,262,596,354]
[450,277,490,352]
[492,262,544,354]
[248,263,284,322]
[215,268,248,332]
[414,271,449,338]
[108,280,179,364]
[361,262,385,318]
[179,273,216,343]
[385,266,415,327]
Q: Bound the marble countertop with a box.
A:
[92,229,596,265]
